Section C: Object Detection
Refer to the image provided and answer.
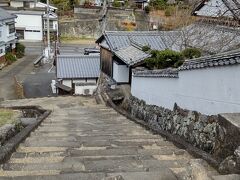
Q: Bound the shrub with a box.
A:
[182,48,201,59]
[112,0,121,7]
[142,45,151,52]
[5,52,17,65]
[149,0,167,10]
[144,6,150,14]
[165,6,175,16]
[145,49,183,69]
[16,43,25,58]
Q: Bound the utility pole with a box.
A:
[47,0,51,60]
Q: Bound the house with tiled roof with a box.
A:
[3,0,58,41]
[56,55,100,95]
[0,7,17,68]
[193,0,240,23]
[96,28,240,84]
[96,31,183,84]
[132,49,240,114]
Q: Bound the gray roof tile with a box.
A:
[133,50,240,77]
[57,55,100,79]
[114,45,151,66]
[133,68,179,78]
[179,50,240,71]
[0,7,16,21]
[102,31,182,52]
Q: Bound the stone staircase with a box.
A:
[0,96,236,180]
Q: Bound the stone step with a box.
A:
[0,170,60,177]
[2,158,187,173]
[22,141,81,148]
[105,170,178,180]
[69,147,186,157]
[23,139,173,148]
[0,171,178,180]
[212,174,240,180]
[9,157,64,164]
[78,159,190,173]
[31,131,151,136]
[16,146,67,153]
[11,151,67,159]
[2,162,85,172]
[27,134,162,141]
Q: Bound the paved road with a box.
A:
[0,96,220,180]
[22,42,96,55]
[0,42,96,100]
[0,55,38,100]
[23,73,56,98]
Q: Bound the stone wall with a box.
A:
[59,20,101,38]
[60,8,149,38]
[122,95,240,174]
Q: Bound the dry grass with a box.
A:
[60,36,96,44]
[150,8,197,30]
[0,108,20,127]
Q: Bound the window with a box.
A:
[0,49,3,54]
[25,30,40,32]
[23,2,30,8]
[44,20,54,29]
[9,24,15,34]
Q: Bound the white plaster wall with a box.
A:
[75,85,97,95]
[0,20,16,42]
[15,14,43,40]
[62,80,72,88]
[29,2,36,8]
[87,79,97,83]
[0,45,5,57]
[131,64,240,115]
[73,79,86,83]
[10,1,36,8]
[53,20,58,30]
[113,61,129,83]
[10,1,23,8]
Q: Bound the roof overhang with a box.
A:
[55,83,72,92]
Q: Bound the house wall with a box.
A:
[113,61,129,83]
[100,47,113,77]
[0,45,5,66]
[0,17,17,67]
[14,13,43,41]
[62,80,72,88]
[131,64,240,115]
[1,20,16,43]
[10,1,36,8]
[10,1,23,7]
[44,19,58,31]
[75,85,97,95]
[62,79,97,95]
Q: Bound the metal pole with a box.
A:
[47,0,50,59]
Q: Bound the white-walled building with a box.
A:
[11,10,44,41]
[0,8,17,68]
[7,0,58,41]
[131,50,240,115]
[0,1,9,7]
[56,55,100,95]
[10,0,57,11]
